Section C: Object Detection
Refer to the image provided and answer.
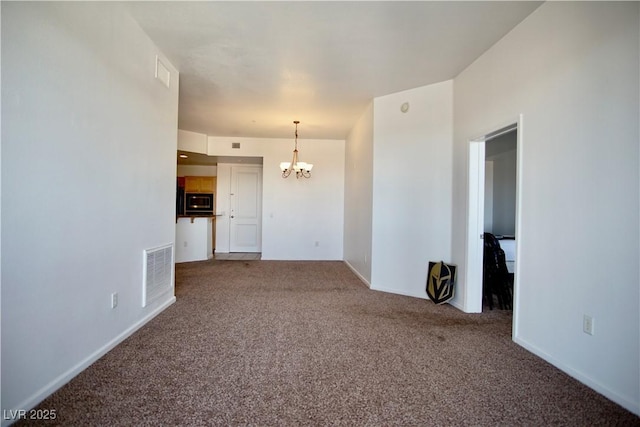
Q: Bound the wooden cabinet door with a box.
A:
[185,176,215,193]
[184,177,200,192]
[199,177,215,193]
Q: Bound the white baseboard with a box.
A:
[513,335,639,416]
[3,296,176,426]
[342,260,468,313]
[370,285,428,300]
[343,260,371,288]
[447,298,465,312]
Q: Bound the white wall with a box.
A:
[485,131,517,236]
[1,2,179,415]
[371,81,453,299]
[491,149,516,236]
[178,129,207,154]
[452,2,639,414]
[343,103,374,284]
[208,135,345,260]
[215,163,233,252]
[484,161,494,232]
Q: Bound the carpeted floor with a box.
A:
[21,260,639,426]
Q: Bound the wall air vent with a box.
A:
[232,142,241,149]
[142,244,174,307]
[155,55,171,88]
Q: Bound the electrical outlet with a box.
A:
[111,292,118,309]
[583,314,594,335]
[315,241,320,247]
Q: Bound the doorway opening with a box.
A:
[466,116,522,330]
[484,129,517,310]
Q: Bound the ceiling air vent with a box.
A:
[232,142,241,149]
[142,244,173,307]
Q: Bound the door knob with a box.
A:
[230,215,234,219]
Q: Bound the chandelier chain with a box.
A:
[280,120,312,179]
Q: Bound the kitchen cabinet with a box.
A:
[184,176,215,193]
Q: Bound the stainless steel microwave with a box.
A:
[185,193,214,215]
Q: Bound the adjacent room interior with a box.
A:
[2,1,638,423]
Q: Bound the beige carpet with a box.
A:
[21,260,639,426]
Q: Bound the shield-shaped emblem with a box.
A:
[426,261,456,304]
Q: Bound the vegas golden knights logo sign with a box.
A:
[426,261,456,304]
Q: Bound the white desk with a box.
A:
[498,238,516,273]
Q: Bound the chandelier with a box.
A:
[280,121,313,178]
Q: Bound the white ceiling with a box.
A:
[127,1,542,140]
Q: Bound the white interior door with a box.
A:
[466,140,486,313]
[229,166,262,252]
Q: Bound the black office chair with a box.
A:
[483,233,512,310]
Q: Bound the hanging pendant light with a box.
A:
[280,121,313,179]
